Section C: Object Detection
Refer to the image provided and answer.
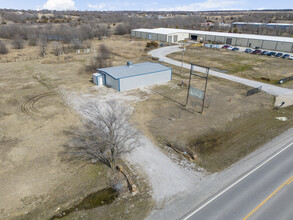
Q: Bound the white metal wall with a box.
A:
[132,30,293,52]
[105,74,119,91]
[235,38,249,47]
[276,42,293,52]
[262,40,277,50]
[119,69,172,92]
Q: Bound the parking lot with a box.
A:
[198,43,293,59]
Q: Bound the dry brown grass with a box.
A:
[168,46,293,89]
[0,35,152,220]
[133,62,293,173]
[188,106,293,172]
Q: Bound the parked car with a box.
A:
[212,45,220,49]
[252,49,262,54]
[275,52,283,57]
[282,54,290,59]
[260,51,269,55]
[232,47,240,51]
[288,55,293,60]
[222,45,230,49]
[267,52,277,56]
[245,48,253,53]
[205,44,212,48]
[227,46,233,50]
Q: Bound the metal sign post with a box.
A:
[180,46,186,76]
[201,67,209,114]
[186,63,210,114]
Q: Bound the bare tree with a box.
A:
[115,24,131,35]
[70,39,84,50]
[28,38,38,46]
[52,41,63,56]
[0,40,8,54]
[70,100,140,169]
[39,38,47,56]
[11,36,24,49]
[99,44,111,59]
[86,44,112,73]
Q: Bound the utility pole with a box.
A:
[201,67,210,114]
[180,45,186,77]
[185,65,192,107]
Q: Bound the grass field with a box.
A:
[168,46,293,88]
[0,35,153,220]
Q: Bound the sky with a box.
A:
[0,0,292,11]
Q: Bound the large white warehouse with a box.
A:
[131,28,293,52]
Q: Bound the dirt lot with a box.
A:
[167,46,293,89]
[0,35,153,219]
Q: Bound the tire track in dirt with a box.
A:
[21,92,57,117]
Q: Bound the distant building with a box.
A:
[232,22,293,30]
[219,22,231,27]
[93,62,172,92]
[131,27,293,52]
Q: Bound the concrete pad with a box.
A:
[275,95,293,108]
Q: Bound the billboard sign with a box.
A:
[189,86,204,99]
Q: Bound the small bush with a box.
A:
[70,39,84,50]
[0,40,8,54]
[12,36,24,49]
[28,38,38,46]
[146,41,158,48]
[115,24,131,35]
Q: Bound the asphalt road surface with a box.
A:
[182,141,293,220]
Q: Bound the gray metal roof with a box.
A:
[233,22,293,26]
[132,28,293,43]
[98,62,171,79]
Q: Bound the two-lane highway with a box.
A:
[182,141,293,220]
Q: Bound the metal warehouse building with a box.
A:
[94,62,172,92]
[131,28,293,52]
[131,28,190,43]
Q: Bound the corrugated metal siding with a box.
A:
[105,75,119,91]
[135,31,141,38]
[198,34,206,41]
[119,69,171,92]
[276,42,293,52]
[248,39,263,48]
[262,40,277,50]
[215,36,225,43]
[151,33,158,40]
[173,35,178,42]
[141,32,147,39]
[235,38,249,46]
[158,34,167,41]
[206,35,216,41]
[177,33,189,41]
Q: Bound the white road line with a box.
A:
[182,141,293,220]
